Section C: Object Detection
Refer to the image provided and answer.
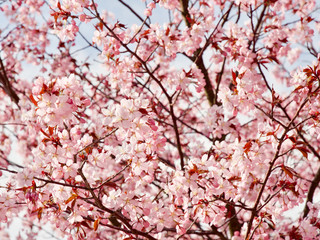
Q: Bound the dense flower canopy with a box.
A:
[1,0,320,239]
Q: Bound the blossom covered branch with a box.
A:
[1,0,320,239]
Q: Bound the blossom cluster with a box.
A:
[0,0,320,239]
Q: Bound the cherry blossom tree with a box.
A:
[1,0,320,239]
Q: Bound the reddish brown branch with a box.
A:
[0,57,20,105]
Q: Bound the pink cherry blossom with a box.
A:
[1,0,320,239]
